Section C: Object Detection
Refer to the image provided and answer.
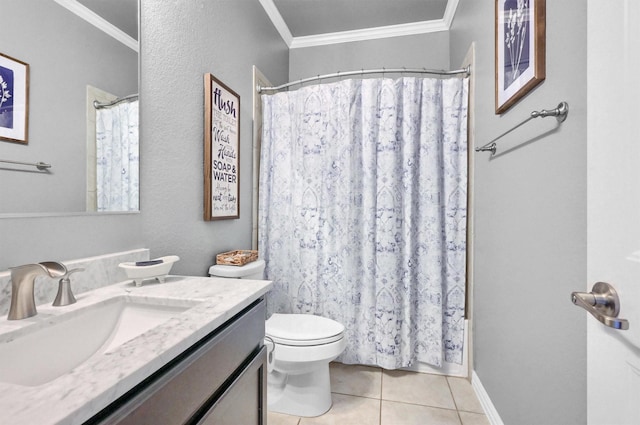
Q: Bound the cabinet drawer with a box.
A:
[195,347,267,425]
[92,299,265,425]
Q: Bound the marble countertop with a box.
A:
[0,275,272,425]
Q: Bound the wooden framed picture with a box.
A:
[495,0,546,114]
[204,73,240,220]
[0,52,29,144]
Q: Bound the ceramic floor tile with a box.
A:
[268,410,301,425]
[382,370,456,410]
[330,362,382,399]
[459,411,491,425]
[381,400,461,425]
[447,377,485,414]
[299,393,381,425]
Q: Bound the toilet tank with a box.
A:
[208,259,265,280]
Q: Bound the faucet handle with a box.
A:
[52,268,84,307]
[62,268,84,279]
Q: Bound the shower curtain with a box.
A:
[96,100,139,211]
[259,77,468,368]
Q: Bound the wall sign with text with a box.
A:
[204,73,240,220]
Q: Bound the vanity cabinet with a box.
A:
[88,298,267,425]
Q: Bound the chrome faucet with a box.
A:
[8,262,67,320]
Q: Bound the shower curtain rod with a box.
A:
[257,65,470,93]
[93,93,138,109]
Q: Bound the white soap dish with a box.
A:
[118,255,180,287]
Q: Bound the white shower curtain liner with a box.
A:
[259,76,468,368]
[96,100,139,212]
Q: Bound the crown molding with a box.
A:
[54,0,138,53]
[261,0,459,49]
[443,0,460,28]
[258,0,293,47]
[290,19,448,49]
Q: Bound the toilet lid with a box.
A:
[266,313,344,346]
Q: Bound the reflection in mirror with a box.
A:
[89,90,139,211]
[0,0,138,214]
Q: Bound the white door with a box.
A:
[587,1,640,423]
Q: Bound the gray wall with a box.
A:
[139,0,289,276]
[450,2,587,424]
[289,32,450,82]
[0,0,287,273]
[0,0,137,213]
[0,3,589,422]
[0,213,144,271]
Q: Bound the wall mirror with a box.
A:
[0,0,139,215]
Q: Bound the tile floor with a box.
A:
[267,363,490,425]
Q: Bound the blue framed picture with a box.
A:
[0,52,29,144]
[495,0,546,114]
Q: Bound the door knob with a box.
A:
[571,282,629,330]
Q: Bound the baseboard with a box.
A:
[472,371,505,425]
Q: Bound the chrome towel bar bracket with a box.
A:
[476,101,569,156]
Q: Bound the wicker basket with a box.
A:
[216,250,258,266]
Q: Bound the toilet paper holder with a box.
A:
[264,336,276,373]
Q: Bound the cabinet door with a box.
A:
[195,347,267,425]
[91,300,265,425]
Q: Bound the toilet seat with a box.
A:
[266,313,344,347]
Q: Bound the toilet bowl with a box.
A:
[265,313,346,417]
[208,259,346,417]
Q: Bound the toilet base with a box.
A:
[267,364,332,417]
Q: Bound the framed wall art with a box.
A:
[0,53,29,144]
[204,73,240,220]
[495,0,546,114]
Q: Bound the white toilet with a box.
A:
[208,259,346,417]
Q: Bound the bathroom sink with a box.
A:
[0,296,198,387]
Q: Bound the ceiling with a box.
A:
[62,0,457,51]
[260,0,458,48]
[76,0,138,39]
